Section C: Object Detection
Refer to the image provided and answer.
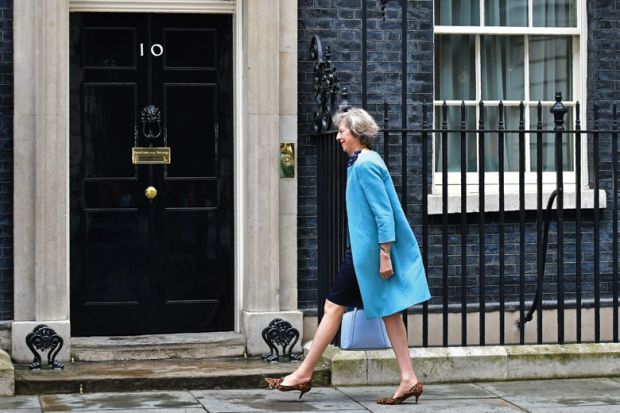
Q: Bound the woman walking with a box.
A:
[265,108,431,405]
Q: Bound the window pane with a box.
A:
[481,36,524,100]
[529,109,574,171]
[435,0,480,25]
[435,106,476,172]
[529,36,573,101]
[483,106,522,172]
[533,0,576,27]
[435,35,476,100]
[485,0,527,26]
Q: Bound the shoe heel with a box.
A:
[298,382,312,399]
[414,383,423,403]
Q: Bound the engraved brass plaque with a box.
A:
[132,147,171,164]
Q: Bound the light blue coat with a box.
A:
[347,150,431,319]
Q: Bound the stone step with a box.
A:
[71,332,246,361]
[14,357,331,395]
[322,343,620,386]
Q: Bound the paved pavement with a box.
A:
[2,377,620,412]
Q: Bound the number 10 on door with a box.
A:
[139,43,164,57]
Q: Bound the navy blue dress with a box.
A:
[326,248,363,308]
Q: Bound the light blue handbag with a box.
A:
[340,307,392,350]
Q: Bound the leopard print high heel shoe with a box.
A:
[376,382,423,405]
[264,377,313,399]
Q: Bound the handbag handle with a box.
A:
[348,307,359,345]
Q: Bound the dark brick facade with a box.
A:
[0,1,616,321]
[298,0,434,311]
[0,0,11,321]
[584,0,620,307]
[298,1,619,313]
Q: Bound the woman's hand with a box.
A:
[379,245,394,280]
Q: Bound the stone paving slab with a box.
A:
[40,391,202,411]
[355,398,524,413]
[528,407,620,413]
[338,383,496,402]
[478,378,620,411]
[339,384,523,413]
[41,408,206,413]
[192,388,363,412]
[0,395,40,410]
[3,378,620,412]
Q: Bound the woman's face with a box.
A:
[336,122,362,155]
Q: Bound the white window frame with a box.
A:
[431,0,588,201]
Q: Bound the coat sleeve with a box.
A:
[355,161,395,244]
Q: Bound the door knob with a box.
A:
[145,186,158,200]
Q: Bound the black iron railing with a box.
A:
[314,129,348,323]
[313,94,620,347]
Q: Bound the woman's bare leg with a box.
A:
[280,299,346,386]
[382,312,418,397]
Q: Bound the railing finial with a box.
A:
[550,90,568,131]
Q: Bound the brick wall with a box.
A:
[0,0,11,320]
[298,0,434,312]
[0,0,616,320]
[299,0,618,313]
[585,0,620,308]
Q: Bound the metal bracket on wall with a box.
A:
[311,35,340,133]
[261,318,302,362]
[25,324,64,370]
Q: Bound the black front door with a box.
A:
[69,13,234,335]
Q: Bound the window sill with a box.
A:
[427,189,607,215]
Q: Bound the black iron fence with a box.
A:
[313,94,620,347]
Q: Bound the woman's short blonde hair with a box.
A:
[334,108,379,148]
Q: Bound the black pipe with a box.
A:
[401,0,409,329]
[525,189,558,324]
[384,101,390,165]
[361,0,367,109]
